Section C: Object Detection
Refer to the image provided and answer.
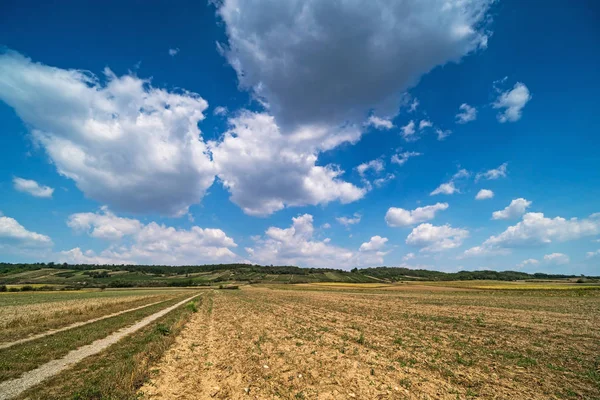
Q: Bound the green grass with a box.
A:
[14,295,199,400]
[0,294,195,382]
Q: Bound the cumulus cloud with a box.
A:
[406,223,469,252]
[0,52,215,216]
[217,0,493,129]
[586,249,600,259]
[0,215,53,254]
[249,214,386,269]
[209,112,365,216]
[356,159,385,177]
[366,116,393,130]
[431,169,470,196]
[435,128,452,141]
[543,252,569,265]
[517,258,539,268]
[475,189,494,200]
[62,208,238,265]
[359,236,388,252]
[465,212,600,255]
[492,198,532,220]
[401,121,417,141]
[386,203,449,227]
[13,177,54,198]
[419,120,433,130]
[476,162,507,181]
[493,82,531,122]
[409,99,419,113]
[391,151,422,166]
[168,48,180,57]
[336,213,361,227]
[455,103,477,124]
[403,252,416,261]
[67,206,142,240]
[213,106,228,116]
[373,173,396,188]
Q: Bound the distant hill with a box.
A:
[0,262,595,289]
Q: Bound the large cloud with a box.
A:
[62,208,239,265]
[492,198,531,220]
[0,52,215,216]
[217,0,493,128]
[209,112,365,216]
[247,214,386,269]
[465,212,600,256]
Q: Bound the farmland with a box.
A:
[1,281,599,399]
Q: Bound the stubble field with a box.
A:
[140,285,600,399]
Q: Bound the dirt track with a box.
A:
[139,287,600,399]
[0,294,200,400]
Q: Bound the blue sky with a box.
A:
[0,0,599,274]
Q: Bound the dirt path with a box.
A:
[0,299,165,350]
[0,294,200,400]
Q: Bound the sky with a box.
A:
[0,0,599,274]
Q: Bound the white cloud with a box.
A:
[209,112,365,216]
[0,52,215,216]
[168,48,180,57]
[67,206,142,240]
[493,82,531,122]
[336,213,361,227]
[492,198,532,220]
[419,120,433,130]
[435,128,452,141]
[465,212,600,255]
[409,98,419,113]
[217,0,493,128]
[213,106,228,116]
[543,252,569,265]
[430,169,469,196]
[455,103,477,124]
[391,151,422,166]
[63,209,238,265]
[401,121,417,141]
[431,182,458,196]
[586,249,600,259]
[373,173,396,188]
[517,258,539,268]
[249,214,385,269]
[321,223,331,229]
[406,223,469,252]
[385,203,448,227]
[0,215,53,251]
[475,189,494,200]
[476,163,508,181]
[356,159,385,177]
[403,252,416,261]
[366,116,393,130]
[13,177,54,198]
[359,236,388,252]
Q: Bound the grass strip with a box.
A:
[15,297,201,400]
[0,293,193,382]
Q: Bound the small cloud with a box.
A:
[430,169,469,196]
[543,252,570,265]
[13,177,54,198]
[336,213,361,227]
[391,151,422,166]
[400,120,416,141]
[475,189,494,200]
[455,103,477,124]
[419,120,432,130]
[476,163,508,182]
[213,106,228,116]
[493,82,531,123]
[366,115,393,130]
[408,98,419,113]
[168,48,180,57]
[435,128,452,140]
[492,198,531,220]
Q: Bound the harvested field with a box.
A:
[0,289,189,343]
[140,286,600,399]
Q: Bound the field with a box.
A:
[1,283,599,399]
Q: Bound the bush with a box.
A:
[0,285,6,292]
[20,285,34,291]
[185,301,198,313]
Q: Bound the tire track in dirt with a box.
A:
[0,299,166,350]
[0,294,200,400]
